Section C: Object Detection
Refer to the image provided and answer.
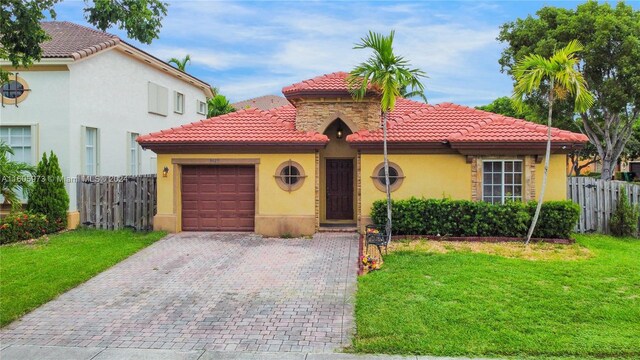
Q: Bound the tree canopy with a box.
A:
[0,0,168,83]
[498,1,640,179]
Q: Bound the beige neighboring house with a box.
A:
[0,21,213,227]
[232,95,290,111]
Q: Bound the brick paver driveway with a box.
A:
[1,232,359,353]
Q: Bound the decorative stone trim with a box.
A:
[293,97,381,133]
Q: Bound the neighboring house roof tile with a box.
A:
[40,21,120,60]
[35,21,211,94]
[137,106,328,145]
[346,100,589,144]
[232,95,291,111]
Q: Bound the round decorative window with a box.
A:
[372,162,404,192]
[275,160,306,191]
[1,76,30,105]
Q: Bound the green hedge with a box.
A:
[0,212,62,245]
[371,198,580,239]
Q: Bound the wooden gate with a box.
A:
[77,174,156,231]
[567,176,640,234]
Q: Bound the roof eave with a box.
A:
[138,141,328,153]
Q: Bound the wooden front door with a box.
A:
[326,159,354,220]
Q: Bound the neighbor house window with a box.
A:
[0,126,32,164]
[1,76,30,105]
[84,127,98,175]
[371,162,404,192]
[197,100,207,115]
[174,91,184,114]
[128,132,140,175]
[275,160,305,191]
[482,160,523,204]
[148,82,168,116]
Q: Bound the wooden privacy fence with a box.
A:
[77,174,157,231]
[567,176,640,234]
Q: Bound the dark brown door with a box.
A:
[181,166,255,231]
[326,159,354,220]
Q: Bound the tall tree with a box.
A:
[0,0,168,83]
[207,94,235,118]
[512,40,594,244]
[0,142,35,211]
[499,1,640,180]
[348,30,426,243]
[168,54,191,71]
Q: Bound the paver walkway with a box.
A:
[0,232,359,353]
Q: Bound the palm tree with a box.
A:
[168,54,191,71]
[400,84,428,103]
[512,40,594,244]
[348,30,426,243]
[0,142,35,211]
[207,94,235,117]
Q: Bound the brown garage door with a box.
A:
[181,166,255,231]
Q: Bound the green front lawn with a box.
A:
[0,228,166,327]
[354,235,640,359]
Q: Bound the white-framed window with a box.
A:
[482,160,523,204]
[174,91,184,114]
[84,127,99,175]
[148,82,168,116]
[0,126,33,164]
[128,132,141,175]
[197,99,207,115]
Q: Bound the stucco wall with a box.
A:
[360,154,473,219]
[68,48,207,179]
[0,69,72,203]
[536,155,567,201]
[154,153,317,235]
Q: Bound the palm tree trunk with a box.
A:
[526,87,554,245]
[382,111,392,243]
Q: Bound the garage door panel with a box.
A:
[181,165,255,231]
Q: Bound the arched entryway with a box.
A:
[320,119,357,225]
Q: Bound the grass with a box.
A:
[354,234,640,359]
[0,228,166,327]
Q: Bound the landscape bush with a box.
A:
[610,187,639,237]
[371,197,580,239]
[27,151,69,231]
[0,212,60,245]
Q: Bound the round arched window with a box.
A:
[1,81,24,98]
[1,76,29,105]
[275,160,305,191]
[372,162,404,192]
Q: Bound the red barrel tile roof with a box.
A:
[137,106,328,145]
[139,72,588,148]
[347,100,589,144]
[282,71,376,97]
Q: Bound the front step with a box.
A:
[318,225,358,233]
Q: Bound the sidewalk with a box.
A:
[0,344,496,360]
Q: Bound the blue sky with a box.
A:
[52,1,636,106]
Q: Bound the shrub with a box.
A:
[527,201,581,239]
[371,197,579,239]
[610,187,639,237]
[0,212,58,245]
[27,152,69,231]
